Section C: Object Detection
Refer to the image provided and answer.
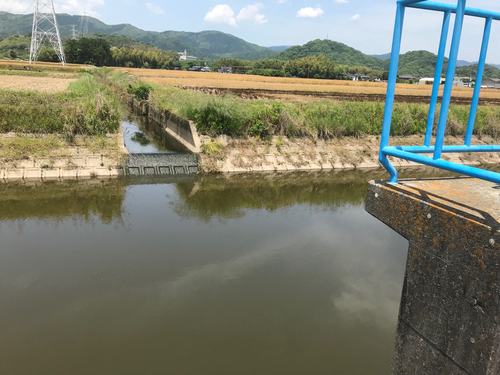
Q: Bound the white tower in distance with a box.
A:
[29,0,66,66]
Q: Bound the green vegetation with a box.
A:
[456,63,500,79]
[127,83,152,100]
[275,39,387,70]
[0,72,121,138]
[115,75,500,140]
[213,55,387,80]
[0,12,277,60]
[0,34,30,60]
[111,47,180,69]
[65,38,113,66]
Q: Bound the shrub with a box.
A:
[127,83,153,101]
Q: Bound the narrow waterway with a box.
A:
[0,169,454,375]
[122,111,188,154]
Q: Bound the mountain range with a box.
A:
[0,11,277,60]
[1,11,500,78]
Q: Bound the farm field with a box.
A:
[0,59,91,71]
[115,67,500,100]
[0,75,77,93]
[0,59,89,93]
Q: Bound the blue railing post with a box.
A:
[433,0,466,160]
[425,10,451,147]
[379,3,405,183]
[379,1,500,185]
[464,17,492,147]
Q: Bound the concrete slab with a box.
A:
[87,156,101,167]
[42,168,60,179]
[78,168,94,178]
[366,178,500,375]
[25,168,41,179]
[4,169,23,179]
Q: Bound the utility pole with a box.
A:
[71,25,77,40]
[29,0,66,66]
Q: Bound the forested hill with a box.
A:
[275,39,387,70]
[0,11,276,60]
[161,30,278,60]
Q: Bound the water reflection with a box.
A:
[122,112,188,154]
[0,168,454,375]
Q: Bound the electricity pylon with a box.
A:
[29,0,66,66]
[79,12,89,36]
[71,25,77,40]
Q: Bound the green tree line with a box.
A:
[212,55,388,80]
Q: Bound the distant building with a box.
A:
[481,78,500,89]
[344,73,368,81]
[419,77,446,85]
[399,75,417,81]
[453,76,466,87]
[201,66,210,72]
[218,67,232,74]
[178,50,199,61]
[188,66,202,72]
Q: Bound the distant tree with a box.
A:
[38,46,59,62]
[64,37,112,66]
[9,49,17,59]
[284,55,336,79]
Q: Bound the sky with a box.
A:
[2,0,500,63]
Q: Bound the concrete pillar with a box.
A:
[366,178,500,375]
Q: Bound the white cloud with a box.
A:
[236,3,267,25]
[297,7,324,18]
[204,4,237,27]
[335,0,349,2]
[146,3,164,15]
[54,0,105,17]
[351,14,360,21]
[0,0,31,13]
[0,0,105,17]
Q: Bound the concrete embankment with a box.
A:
[199,133,500,173]
[130,98,500,174]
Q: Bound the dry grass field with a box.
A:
[116,67,500,99]
[0,59,91,71]
[0,75,77,93]
[0,59,86,93]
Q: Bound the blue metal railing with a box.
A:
[380,0,500,184]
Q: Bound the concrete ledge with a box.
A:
[366,178,500,375]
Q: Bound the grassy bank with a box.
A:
[0,69,124,166]
[112,71,500,141]
[0,71,121,139]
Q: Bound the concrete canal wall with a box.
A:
[0,155,123,181]
[131,97,201,154]
[366,178,500,375]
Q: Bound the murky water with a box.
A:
[0,169,454,375]
[122,112,188,154]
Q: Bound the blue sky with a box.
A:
[3,0,500,63]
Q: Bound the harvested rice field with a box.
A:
[0,75,78,93]
[115,67,500,100]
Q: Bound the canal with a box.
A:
[0,169,453,374]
